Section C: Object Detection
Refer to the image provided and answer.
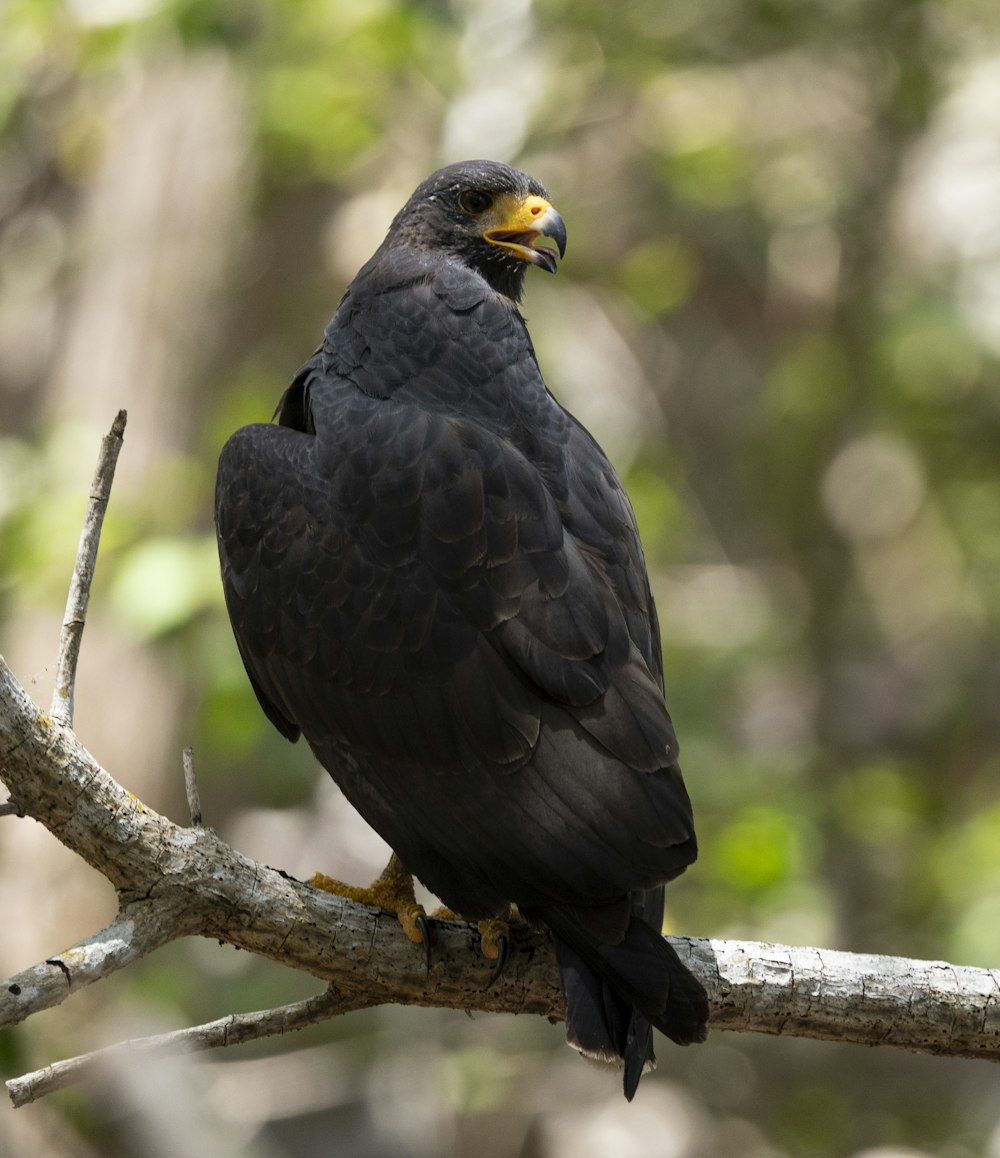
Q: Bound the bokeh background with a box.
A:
[2,0,1000,1154]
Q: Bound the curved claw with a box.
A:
[485,933,508,989]
[414,913,432,976]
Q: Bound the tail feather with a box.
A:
[543,901,708,1101]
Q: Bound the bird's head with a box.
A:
[385,160,567,301]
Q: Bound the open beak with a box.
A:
[483,195,567,274]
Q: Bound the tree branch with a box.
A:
[689,938,1000,1060]
[2,415,999,1110]
[6,984,377,1108]
[50,409,127,727]
[1,901,193,1029]
[2,654,999,1090]
[182,745,203,828]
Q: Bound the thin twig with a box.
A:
[0,799,23,818]
[182,746,202,827]
[6,986,376,1108]
[50,410,127,727]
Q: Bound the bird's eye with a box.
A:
[458,188,493,215]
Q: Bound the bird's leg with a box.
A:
[310,852,429,952]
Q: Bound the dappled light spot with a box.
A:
[821,433,926,543]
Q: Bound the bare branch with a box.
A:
[0,798,23,818]
[686,938,1000,1061]
[50,409,127,727]
[6,985,375,1108]
[182,745,203,827]
[0,900,193,1030]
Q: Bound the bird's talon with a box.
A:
[477,916,510,985]
[414,913,432,973]
[396,905,424,945]
[486,934,508,988]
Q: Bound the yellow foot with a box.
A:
[310,852,428,950]
[477,917,508,961]
[430,905,515,986]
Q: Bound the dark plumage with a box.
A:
[215,160,708,1098]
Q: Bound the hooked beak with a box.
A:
[483,195,567,274]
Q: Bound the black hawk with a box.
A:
[215,160,708,1099]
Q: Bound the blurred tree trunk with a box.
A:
[2,51,250,975]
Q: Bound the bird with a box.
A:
[215,159,708,1099]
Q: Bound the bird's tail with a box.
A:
[542,896,709,1101]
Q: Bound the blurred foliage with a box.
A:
[3,0,1000,1156]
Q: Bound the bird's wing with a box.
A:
[217,395,674,760]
